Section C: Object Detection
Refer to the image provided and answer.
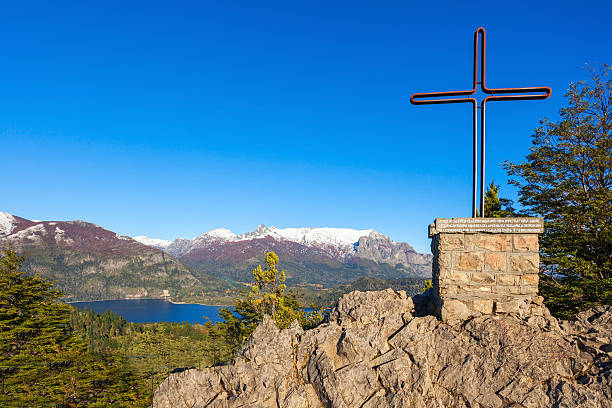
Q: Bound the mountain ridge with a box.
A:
[134,224,432,280]
[134,225,381,253]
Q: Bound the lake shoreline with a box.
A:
[64,297,229,307]
[69,299,230,324]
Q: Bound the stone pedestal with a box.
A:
[429,217,544,323]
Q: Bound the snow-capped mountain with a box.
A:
[135,224,432,283]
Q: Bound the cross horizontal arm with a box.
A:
[483,85,551,103]
[410,90,477,105]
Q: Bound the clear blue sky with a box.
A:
[1,0,611,253]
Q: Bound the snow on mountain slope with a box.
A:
[133,235,173,249]
[205,225,378,246]
[244,225,377,247]
[0,212,16,236]
[200,228,239,241]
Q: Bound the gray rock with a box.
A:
[154,291,612,408]
[354,232,433,277]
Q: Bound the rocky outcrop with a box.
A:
[154,290,612,407]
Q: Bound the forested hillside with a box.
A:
[0,213,241,303]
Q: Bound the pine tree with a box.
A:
[0,250,76,405]
[219,251,323,353]
[479,181,515,217]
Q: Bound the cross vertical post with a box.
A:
[410,27,551,217]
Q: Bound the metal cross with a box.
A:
[410,27,551,217]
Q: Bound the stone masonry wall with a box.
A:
[429,218,545,323]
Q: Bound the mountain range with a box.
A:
[0,212,431,302]
[134,225,432,286]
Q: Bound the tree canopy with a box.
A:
[504,64,612,318]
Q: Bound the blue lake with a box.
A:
[69,299,229,324]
